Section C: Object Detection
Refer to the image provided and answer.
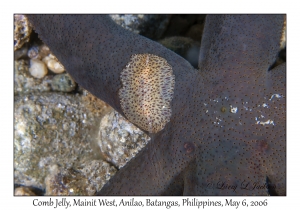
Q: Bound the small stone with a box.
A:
[43,54,65,74]
[29,59,48,79]
[14,186,37,195]
[51,73,76,92]
[39,45,51,58]
[110,14,171,40]
[27,45,40,59]
[14,60,52,94]
[28,44,51,60]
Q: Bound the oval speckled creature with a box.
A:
[119,54,175,133]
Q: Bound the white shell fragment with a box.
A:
[43,54,65,74]
[29,59,48,79]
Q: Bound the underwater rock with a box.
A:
[28,44,65,74]
[14,43,29,60]
[27,45,40,59]
[51,73,76,92]
[14,186,37,196]
[14,92,104,191]
[29,59,48,79]
[14,15,32,51]
[96,109,150,169]
[110,14,171,40]
[28,44,51,60]
[77,160,117,195]
[14,89,146,194]
[14,60,52,94]
[43,54,65,74]
[44,162,116,195]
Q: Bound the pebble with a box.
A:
[27,45,40,59]
[43,54,65,74]
[14,60,53,94]
[51,73,76,92]
[29,59,48,79]
[28,44,51,60]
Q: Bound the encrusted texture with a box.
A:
[97,109,150,168]
[110,14,171,40]
[14,60,52,94]
[14,15,32,50]
[119,54,175,133]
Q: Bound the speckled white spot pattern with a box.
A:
[119,54,175,133]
